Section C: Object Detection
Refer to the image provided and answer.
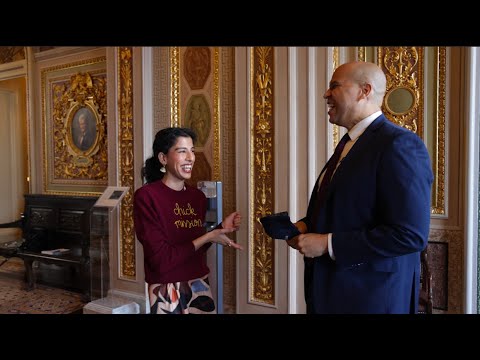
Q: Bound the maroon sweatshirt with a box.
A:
[133,180,212,284]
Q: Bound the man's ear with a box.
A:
[362,82,372,98]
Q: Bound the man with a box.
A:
[287,61,433,314]
[75,112,94,151]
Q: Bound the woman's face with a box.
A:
[159,136,195,183]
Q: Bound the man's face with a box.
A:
[79,116,87,133]
[323,65,362,128]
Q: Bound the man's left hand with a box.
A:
[293,233,329,258]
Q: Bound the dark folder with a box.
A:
[260,211,300,240]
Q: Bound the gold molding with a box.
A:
[170,47,180,127]
[431,47,446,215]
[249,47,275,305]
[41,56,107,196]
[219,47,237,313]
[213,48,221,180]
[332,47,340,148]
[357,47,366,62]
[118,47,135,279]
[379,47,423,135]
[337,46,446,215]
[171,47,219,182]
[332,47,339,71]
[377,46,445,215]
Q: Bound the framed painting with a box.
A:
[69,106,98,153]
[41,57,107,195]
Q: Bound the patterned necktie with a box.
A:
[316,133,350,206]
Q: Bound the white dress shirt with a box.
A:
[327,111,382,260]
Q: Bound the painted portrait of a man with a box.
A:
[72,107,96,151]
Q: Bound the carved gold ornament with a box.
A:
[379,47,423,135]
[42,56,107,195]
[55,72,107,179]
[250,47,275,305]
[118,47,135,279]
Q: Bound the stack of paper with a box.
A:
[41,248,70,256]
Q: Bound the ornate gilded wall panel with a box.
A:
[429,47,446,216]
[170,47,235,310]
[379,47,424,135]
[172,47,220,187]
[355,46,446,216]
[249,47,275,305]
[170,47,180,128]
[219,47,236,313]
[41,57,107,195]
[118,47,135,279]
[332,47,340,149]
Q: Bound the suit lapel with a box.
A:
[325,115,387,191]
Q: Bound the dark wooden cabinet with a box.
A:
[17,194,98,301]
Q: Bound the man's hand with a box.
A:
[288,233,329,259]
[286,220,307,250]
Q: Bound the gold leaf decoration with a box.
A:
[250,47,275,304]
[52,72,108,181]
[379,47,424,135]
[118,47,135,279]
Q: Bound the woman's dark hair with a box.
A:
[141,127,197,184]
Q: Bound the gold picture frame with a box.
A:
[41,57,107,195]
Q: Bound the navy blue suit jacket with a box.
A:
[301,115,433,314]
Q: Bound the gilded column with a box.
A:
[250,47,275,304]
[118,47,135,278]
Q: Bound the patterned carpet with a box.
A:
[0,256,86,314]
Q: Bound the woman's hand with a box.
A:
[193,211,243,251]
[222,211,241,231]
[209,227,243,250]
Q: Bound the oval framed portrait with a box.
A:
[66,105,100,154]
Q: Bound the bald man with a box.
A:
[287,61,433,314]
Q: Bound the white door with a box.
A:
[0,77,28,244]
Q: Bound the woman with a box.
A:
[133,127,242,314]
